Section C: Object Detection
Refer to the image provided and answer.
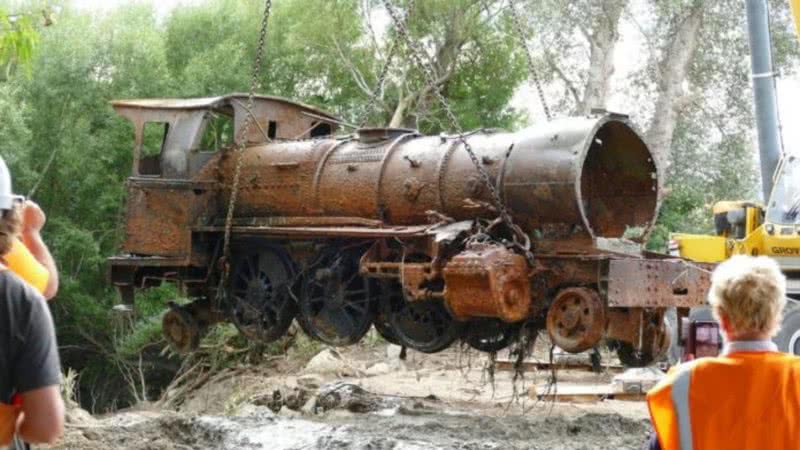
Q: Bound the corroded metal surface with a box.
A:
[546,287,605,353]
[442,244,531,322]
[606,259,711,308]
[606,308,670,360]
[217,116,658,239]
[193,224,433,238]
[123,178,218,257]
[107,93,709,359]
[400,263,436,301]
[162,298,225,354]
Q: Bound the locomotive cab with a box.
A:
[112,94,339,179]
[109,94,340,303]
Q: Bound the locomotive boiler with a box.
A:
[109,93,709,366]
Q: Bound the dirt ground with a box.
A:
[48,338,655,450]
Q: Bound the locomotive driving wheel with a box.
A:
[616,316,672,367]
[162,302,201,354]
[297,251,375,346]
[382,281,462,353]
[229,248,295,343]
[372,281,403,345]
[464,318,520,353]
[546,287,605,353]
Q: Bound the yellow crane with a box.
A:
[671,0,800,354]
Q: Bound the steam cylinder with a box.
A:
[221,114,659,239]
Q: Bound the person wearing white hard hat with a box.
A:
[0,158,58,300]
[0,155,64,449]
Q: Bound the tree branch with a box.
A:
[330,35,374,99]
[360,0,383,60]
[544,50,581,106]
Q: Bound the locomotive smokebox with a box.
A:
[224,113,659,243]
[504,114,659,240]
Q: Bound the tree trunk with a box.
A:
[576,0,626,114]
[389,92,412,127]
[645,2,705,177]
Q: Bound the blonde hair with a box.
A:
[709,255,786,337]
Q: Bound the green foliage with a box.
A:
[639,0,798,250]
[0,0,529,412]
[0,7,38,76]
[113,313,164,360]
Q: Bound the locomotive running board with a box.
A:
[193,224,433,238]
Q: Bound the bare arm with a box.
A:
[21,201,58,300]
[11,280,64,445]
[17,386,64,444]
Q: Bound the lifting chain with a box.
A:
[381,0,533,264]
[216,0,273,308]
[356,0,414,128]
[508,0,553,121]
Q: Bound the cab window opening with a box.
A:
[199,111,234,153]
[139,122,169,176]
[310,121,332,138]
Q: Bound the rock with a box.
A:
[65,407,96,425]
[284,387,312,410]
[317,382,385,413]
[234,404,275,419]
[82,429,103,441]
[386,344,403,360]
[301,396,318,415]
[613,367,665,393]
[304,348,348,375]
[365,362,391,376]
[297,374,323,389]
[278,405,301,417]
[250,389,285,413]
[552,347,592,365]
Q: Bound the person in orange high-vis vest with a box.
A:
[647,255,800,450]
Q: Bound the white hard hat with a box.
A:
[0,156,22,211]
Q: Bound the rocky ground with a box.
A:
[48,337,656,450]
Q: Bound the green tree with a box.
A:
[521,0,799,250]
[1,0,532,411]
[163,0,527,132]
[0,4,55,78]
[4,4,178,409]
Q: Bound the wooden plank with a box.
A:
[494,360,625,374]
[534,392,646,403]
[528,383,646,403]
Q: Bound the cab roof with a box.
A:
[111,93,340,121]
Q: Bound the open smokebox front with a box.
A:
[577,120,659,238]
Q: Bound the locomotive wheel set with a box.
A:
[108,93,710,367]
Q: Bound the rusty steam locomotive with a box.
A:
[109,93,709,366]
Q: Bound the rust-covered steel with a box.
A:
[216,117,658,240]
[443,244,531,322]
[607,258,712,308]
[546,287,606,353]
[123,179,218,258]
[108,93,709,365]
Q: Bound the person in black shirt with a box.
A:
[0,157,63,449]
